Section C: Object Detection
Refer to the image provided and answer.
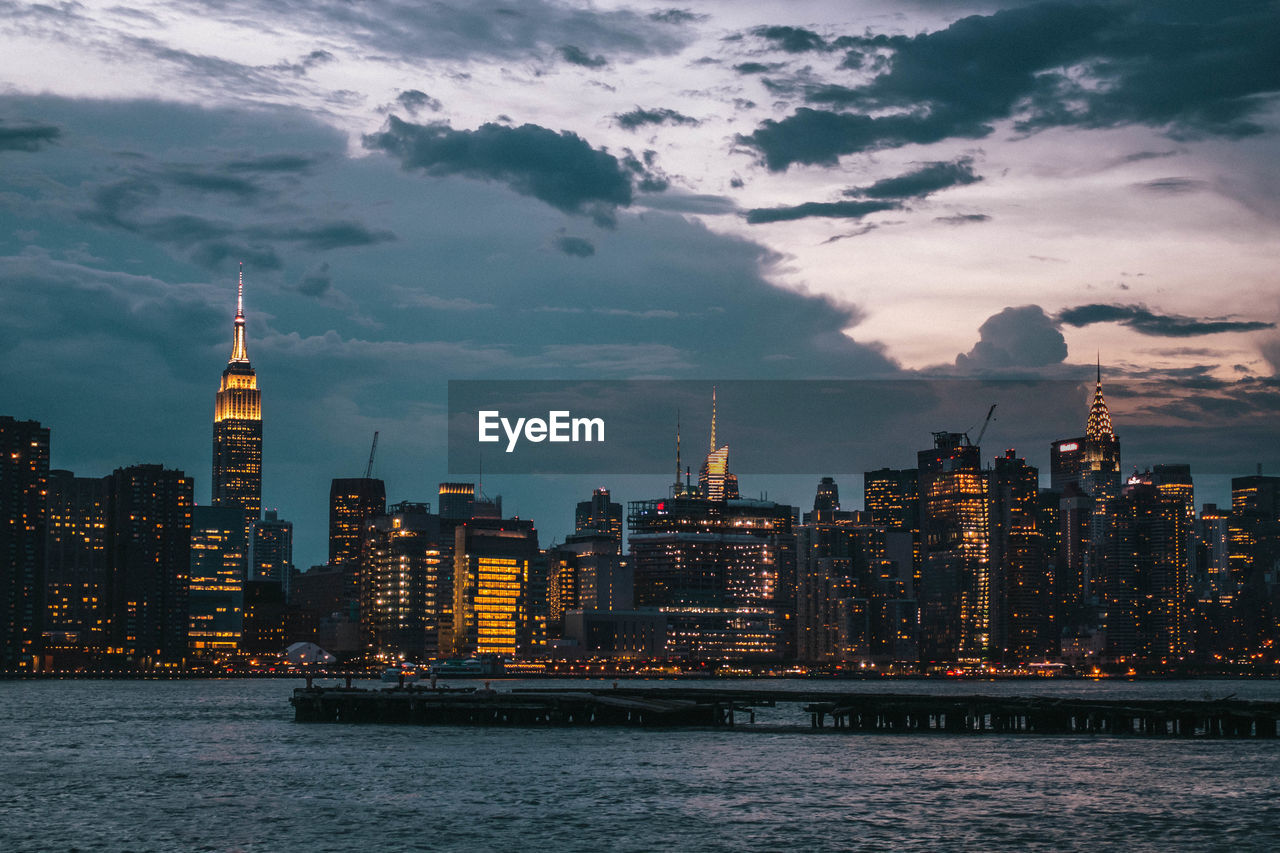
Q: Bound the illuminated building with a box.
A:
[547,531,633,638]
[1227,475,1280,587]
[1049,437,1086,493]
[438,482,476,521]
[697,388,739,502]
[452,518,538,658]
[107,465,192,664]
[188,505,245,655]
[575,488,623,554]
[917,432,990,665]
[250,509,293,593]
[989,451,1052,663]
[863,467,921,583]
[1,416,49,670]
[1082,361,1121,501]
[329,476,386,613]
[796,478,916,665]
[629,496,795,660]
[211,266,262,545]
[44,470,109,650]
[1197,503,1231,597]
[1099,474,1191,664]
[360,502,449,660]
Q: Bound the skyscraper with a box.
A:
[44,470,108,649]
[917,432,990,665]
[212,266,262,544]
[698,387,739,502]
[360,502,448,660]
[329,478,386,567]
[452,518,538,658]
[1,416,50,670]
[1082,361,1121,501]
[574,487,623,553]
[989,450,1052,663]
[250,509,293,590]
[188,505,246,656]
[106,465,193,664]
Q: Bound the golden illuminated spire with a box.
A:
[1086,355,1114,442]
[229,263,249,364]
[709,385,717,452]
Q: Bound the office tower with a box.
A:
[44,470,109,648]
[547,533,633,638]
[1,416,50,670]
[360,502,449,660]
[438,482,476,520]
[106,465,193,664]
[629,495,795,659]
[795,480,916,665]
[1099,475,1192,664]
[1227,475,1280,586]
[212,266,262,544]
[698,388,739,501]
[188,505,245,656]
[250,509,293,592]
[917,432,990,665]
[1197,503,1231,597]
[575,488,623,553]
[241,580,285,654]
[989,451,1052,663]
[1049,437,1086,493]
[329,477,386,567]
[452,518,538,658]
[863,467,921,582]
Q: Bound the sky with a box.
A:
[1,0,1278,569]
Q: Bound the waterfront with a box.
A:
[3,679,1280,851]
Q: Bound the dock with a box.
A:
[290,685,1280,738]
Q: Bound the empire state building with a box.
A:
[212,265,262,537]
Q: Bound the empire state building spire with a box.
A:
[229,263,249,364]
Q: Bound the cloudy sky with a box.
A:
[2,0,1278,568]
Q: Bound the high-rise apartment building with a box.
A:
[188,505,245,655]
[44,470,108,648]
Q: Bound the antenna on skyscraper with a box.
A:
[710,385,718,451]
[675,409,682,489]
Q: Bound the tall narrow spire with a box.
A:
[709,386,717,452]
[1086,355,1114,441]
[675,409,682,488]
[229,264,249,364]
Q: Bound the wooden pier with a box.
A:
[290,685,1280,738]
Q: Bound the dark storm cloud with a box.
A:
[733,62,779,75]
[849,157,981,200]
[223,154,323,174]
[254,221,396,250]
[740,1,1280,171]
[364,116,637,217]
[935,213,991,225]
[1058,304,1277,337]
[744,199,899,224]
[0,122,61,151]
[395,90,442,114]
[615,107,700,130]
[553,235,595,257]
[745,157,979,225]
[750,25,829,53]
[649,9,704,25]
[163,167,263,199]
[558,45,608,68]
[955,305,1068,370]
[297,263,332,296]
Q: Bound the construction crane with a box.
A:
[364,431,379,479]
[973,404,997,447]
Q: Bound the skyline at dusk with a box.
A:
[3,0,1278,570]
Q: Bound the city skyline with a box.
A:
[2,0,1278,570]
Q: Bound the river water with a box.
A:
[3,678,1280,852]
